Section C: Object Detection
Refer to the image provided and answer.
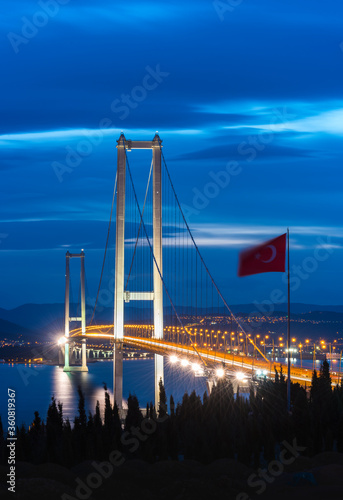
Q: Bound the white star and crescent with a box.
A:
[255,244,277,263]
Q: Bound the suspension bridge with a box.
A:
[57,133,326,411]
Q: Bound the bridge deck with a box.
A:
[70,330,341,386]
[123,335,319,384]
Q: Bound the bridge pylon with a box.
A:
[63,250,88,372]
[114,134,164,411]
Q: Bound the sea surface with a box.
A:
[0,358,207,427]
[0,356,340,427]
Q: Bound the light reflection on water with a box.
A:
[0,358,207,427]
[1,356,341,427]
[276,357,343,372]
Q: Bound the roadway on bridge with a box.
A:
[70,329,340,385]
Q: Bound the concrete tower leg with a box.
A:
[113,134,126,409]
[80,251,88,372]
[64,252,70,372]
[81,339,88,371]
[152,135,164,409]
[113,341,123,410]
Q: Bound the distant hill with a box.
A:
[0,302,342,341]
[0,317,37,340]
[0,303,66,331]
[229,303,343,314]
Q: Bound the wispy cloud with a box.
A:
[0,127,204,147]
[188,224,343,249]
[196,100,343,136]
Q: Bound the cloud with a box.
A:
[258,108,343,136]
[187,224,343,249]
[175,143,313,161]
[2,0,343,307]
[197,101,343,137]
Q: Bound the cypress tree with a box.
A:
[75,386,87,429]
[46,396,63,462]
[125,394,143,430]
[94,400,102,428]
[169,395,175,417]
[62,418,74,466]
[158,378,167,418]
[150,401,157,420]
[73,387,87,461]
[319,358,332,397]
[310,369,319,401]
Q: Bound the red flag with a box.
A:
[238,233,286,277]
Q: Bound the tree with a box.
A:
[74,386,87,429]
[46,396,63,462]
[158,378,167,418]
[125,394,143,431]
[169,395,175,417]
[310,369,319,401]
[73,387,88,462]
[104,388,113,431]
[32,411,42,432]
[62,418,74,466]
[319,358,332,396]
[94,400,102,428]
[150,401,157,420]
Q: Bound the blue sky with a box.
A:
[1,0,343,309]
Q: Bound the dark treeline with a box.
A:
[1,360,343,467]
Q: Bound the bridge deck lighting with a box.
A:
[235,371,246,381]
[58,337,67,345]
[181,359,189,367]
[192,363,200,371]
[169,355,178,363]
[216,368,225,378]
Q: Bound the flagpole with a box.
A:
[287,228,291,412]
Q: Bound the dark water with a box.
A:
[0,358,207,427]
[277,357,343,372]
[2,356,340,427]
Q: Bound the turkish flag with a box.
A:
[238,233,286,277]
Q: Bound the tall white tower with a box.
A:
[113,134,164,410]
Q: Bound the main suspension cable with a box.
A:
[159,142,268,363]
